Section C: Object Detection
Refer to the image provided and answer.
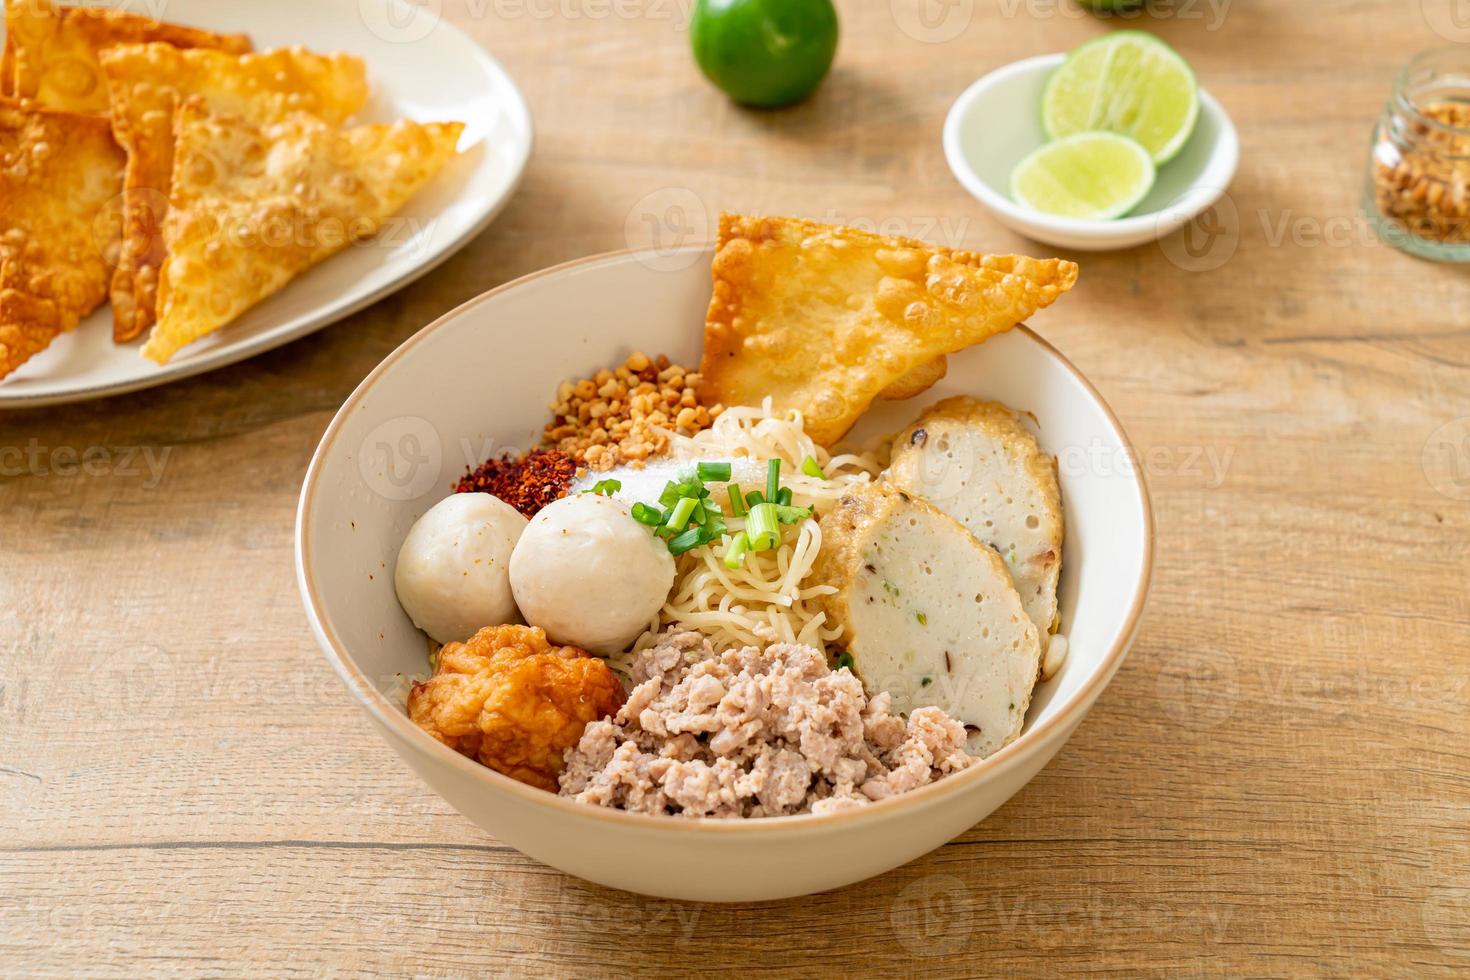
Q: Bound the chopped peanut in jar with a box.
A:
[1373,101,1470,244]
[543,353,723,471]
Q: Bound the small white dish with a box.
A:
[943,53,1239,251]
[296,245,1155,902]
[0,0,533,408]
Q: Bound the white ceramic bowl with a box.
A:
[944,53,1239,251]
[295,247,1154,902]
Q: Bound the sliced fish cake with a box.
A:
[887,397,1065,677]
[814,483,1041,759]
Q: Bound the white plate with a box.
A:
[296,246,1154,901]
[0,0,532,407]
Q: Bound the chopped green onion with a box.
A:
[658,482,683,509]
[704,512,727,539]
[776,487,793,507]
[801,456,827,479]
[584,477,621,496]
[746,502,780,551]
[667,526,705,555]
[834,652,855,670]
[727,484,747,517]
[722,531,752,569]
[745,490,765,508]
[690,500,708,526]
[630,502,663,525]
[765,458,780,503]
[696,461,731,482]
[655,524,678,539]
[775,504,812,524]
[916,612,928,626]
[666,496,697,529]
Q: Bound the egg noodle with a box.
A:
[608,399,882,682]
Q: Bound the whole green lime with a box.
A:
[689,0,838,108]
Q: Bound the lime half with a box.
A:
[1042,31,1199,164]
[1011,132,1156,220]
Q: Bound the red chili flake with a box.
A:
[455,449,578,518]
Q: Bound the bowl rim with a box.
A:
[942,52,1240,241]
[294,244,1155,835]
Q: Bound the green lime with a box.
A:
[689,0,838,108]
[1042,31,1199,164]
[1010,132,1157,220]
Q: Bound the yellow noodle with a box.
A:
[606,401,880,683]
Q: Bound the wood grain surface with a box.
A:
[4,0,1469,975]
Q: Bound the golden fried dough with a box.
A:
[877,355,947,400]
[142,99,461,364]
[698,214,1079,446]
[100,43,369,341]
[408,624,626,792]
[0,100,124,379]
[6,0,250,113]
[2,37,14,96]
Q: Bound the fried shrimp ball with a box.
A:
[407,624,625,791]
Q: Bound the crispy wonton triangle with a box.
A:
[1,37,13,96]
[101,43,369,341]
[5,0,250,113]
[141,99,462,364]
[0,100,124,378]
[697,214,1080,446]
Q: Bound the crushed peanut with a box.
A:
[1374,101,1470,244]
[543,353,723,471]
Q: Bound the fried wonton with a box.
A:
[0,100,124,378]
[5,0,250,113]
[697,214,1080,446]
[141,99,462,364]
[1,37,14,96]
[878,354,947,400]
[100,44,369,342]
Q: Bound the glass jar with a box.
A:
[1365,47,1470,261]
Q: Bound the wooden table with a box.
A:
[5,0,1468,974]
